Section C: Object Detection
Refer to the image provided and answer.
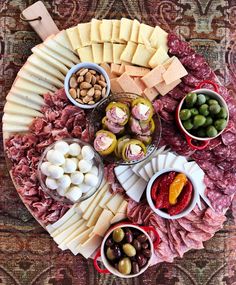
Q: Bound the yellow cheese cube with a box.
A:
[149,46,170,68]
[138,23,154,45]
[66,27,82,50]
[111,20,125,43]
[103,42,113,63]
[119,18,133,42]
[132,44,156,67]
[100,19,113,42]
[91,18,102,43]
[130,19,140,43]
[120,41,137,63]
[150,26,168,51]
[77,22,91,47]
[77,46,94,62]
[92,43,103,64]
[113,43,126,64]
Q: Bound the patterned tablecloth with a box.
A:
[0,1,236,284]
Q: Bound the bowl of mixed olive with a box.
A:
[93,223,160,278]
[176,80,229,150]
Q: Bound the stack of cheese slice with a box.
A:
[46,180,128,257]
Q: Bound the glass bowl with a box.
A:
[88,92,162,165]
[37,138,104,205]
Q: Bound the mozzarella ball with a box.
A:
[62,158,77,173]
[71,157,78,166]
[68,143,81,156]
[40,161,51,176]
[57,187,68,197]
[65,186,82,202]
[71,171,84,185]
[81,145,94,161]
[46,149,55,162]
[45,177,58,190]
[78,159,92,173]
[84,173,99,187]
[57,175,71,189]
[47,150,65,165]
[79,183,92,193]
[48,165,64,179]
[89,166,98,176]
[54,141,70,155]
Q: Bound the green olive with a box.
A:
[209,104,221,115]
[205,95,210,101]
[206,125,218,137]
[197,128,206,137]
[180,109,191,121]
[196,94,206,105]
[190,108,199,116]
[193,115,206,127]
[112,228,125,243]
[199,104,209,116]
[106,247,116,260]
[185,93,197,107]
[208,99,219,105]
[214,119,227,131]
[203,116,213,127]
[118,257,132,275]
[122,243,136,257]
[183,119,193,130]
[216,107,228,119]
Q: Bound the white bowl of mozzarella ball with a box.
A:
[37,138,104,204]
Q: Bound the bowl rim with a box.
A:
[37,138,104,204]
[100,223,154,278]
[146,168,198,220]
[64,62,111,109]
[177,88,229,141]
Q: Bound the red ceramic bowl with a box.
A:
[176,80,229,150]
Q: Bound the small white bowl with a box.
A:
[64,62,111,109]
[146,168,198,220]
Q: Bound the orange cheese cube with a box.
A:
[100,63,117,79]
[133,77,146,91]
[155,78,181,96]
[141,65,166,88]
[110,78,124,93]
[118,64,126,75]
[111,63,121,75]
[162,56,175,69]
[143,87,159,101]
[117,72,142,95]
[124,65,150,77]
[163,57,188,85]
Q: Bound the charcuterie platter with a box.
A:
[3,16,236,277]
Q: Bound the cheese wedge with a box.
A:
[77,22,91,47]
[113,44,126,64]
[93,209,114,236]
[171,156,187,170]
[110,78,124,93]
[117,72,142,95]
[103,42,113,63]
[124,65,150,77]
[126,178,147,202]
[133,77,146,91]
[138,23,154,45]
[99,191,113,208]
[4,101,43,117]
[117,200,128,214]
[138,168,150,181]
[43,38,79,63]
[14,77,53,95]
[111,20,124,43]
[155,78,181,96]
[143,87,159,101]
[100,62,116,79]
[53,30,74,51]
[111,213,127,224]
[77,46,94,62]
[114,165,130,177]
[77,234,102,258]
[111,63,121,75]
[67,227,94,254]
[141,65,166,88]
[100,19,113,42]
[150,26,168,51]
[91,18,102,43]
[66,26,82,50]
[144,162,154,179]
[17,69,58,92]
[149,46,170,68]
[120,18,133,42]
[132,44,156,67]
[122,173,139,191]
[3,123,29,133]
[120,41,137,63]
[6,93,42,111]
[22,63,64,88]
[162,57,188,85]
[157,154,166,171]
[86,206,103,227]
[27,54,65,81]
[2,113,34,126]
[130,19,140,43]
[31,47,69,75]
[92,43,103,64]
[164,152,177,168]
[11,86,45,105]
[106,193,124,213]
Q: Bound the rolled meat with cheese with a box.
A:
[102,116,125,134]
[131,98,153,121]
[105,102,130,125]
[121,139,146,161]
[94,130,117,155]
[129,116,155,136]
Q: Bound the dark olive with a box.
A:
[133,239,142,251]
[105,238,114,247]
[125,228,133,243]
[143,249,151,258]
[106,247,116,260]
[113,244,122,259]
[137,234,148,243]
[141,242,149,249]
[132,261,140,274]
[136,253,147,267]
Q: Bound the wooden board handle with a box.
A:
[21,1,60,41]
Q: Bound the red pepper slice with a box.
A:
[168,180,193,216]
[151,176,162,201]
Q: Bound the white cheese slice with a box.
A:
[132,44,156,67]
[86,206,103,227]
[138,168,150,182]
[92,43,103,64]
[171,156,187,170]
[130,19,140,43]
[91,19,102,43]
[54,30,73,51]
[76,192,96,213]
[66,26,82,50]
[130,144,142,155]
[103,42,113,63]
[77,234,102,258]
[183,161,196,173]
[113,43,126,64]
[3,123,29,133]
[120,41,137,63]
[4,101,43,117]
[144,162,155,179]
[157,154,167,171]
[122,173,140,191]
[6,93,42,111]
[111,212,127,224]
[126,178,147,202]
[14,77,52,95]
[115,107,126,118]
[82,183,109,220]
[31,47,69,75]
[164,152,177,168]
[114,165,130,177]
[116,168,134,184]
[150,26,168,51]
[77,46,94,62]
[99,191,113,208]
[138,103,150,116]
[116,200,128,214]
[2,113,34,126]
[22,63,63,88]
[151,157,158,173]
[11,86,45,105]
[68,227,94,254]
[43,38,79,63]
[111,20,125,43]
[106,193,124,214]
[27,54,65,81]
[119,18,133,42]
[138,23,154,45]
[77,22,91,47]
[100,19,113,42]
[92,209,114,237]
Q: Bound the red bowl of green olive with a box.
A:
[176,80,229,150]
[93,223,160,278]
